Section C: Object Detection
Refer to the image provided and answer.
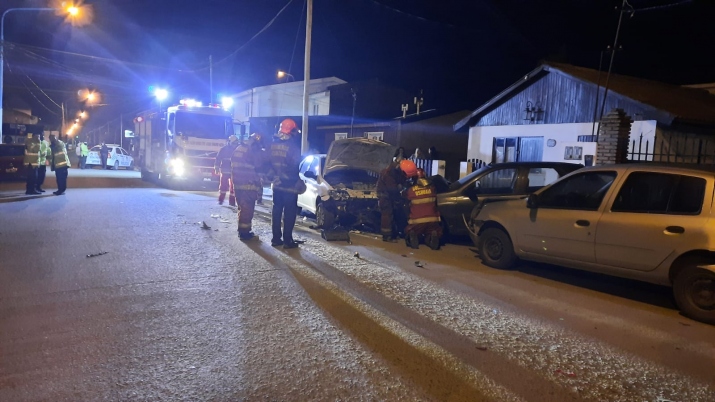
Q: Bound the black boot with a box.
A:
[382,235,398,243]
[426,230,441,250]
[406,232,419,249]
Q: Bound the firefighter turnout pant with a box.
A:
[379,196,405,238]
[236,189,257,235]
[218,173,235,205]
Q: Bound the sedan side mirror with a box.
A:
[526,193,539,209]
[304,171,316,179]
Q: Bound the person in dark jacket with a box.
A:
[231,133,264,241]
[269,119,303,249]
[100,142,109,169]
[49,134,71,195]
[376,157,408,242]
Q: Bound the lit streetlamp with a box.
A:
[0,5,80,136]
[277,70,295,82]
[154,88,168,111]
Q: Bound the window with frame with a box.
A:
[527,167,561,192]
[611,172,705,215]
[468,168,517,196]
[365,132,383,141]
[538,171,617,210]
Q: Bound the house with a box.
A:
[231,78,416,153]
[315,110,470,181]
[454,63,715,167]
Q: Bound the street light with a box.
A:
[277,70,295,82]
[154,87,168,111]
[0,5,80,136]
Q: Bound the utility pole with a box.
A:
[61,102,66,139]
[350,88,356,137]
[209,55,213,103]
[120,113,123,148]
[301,0,313,154]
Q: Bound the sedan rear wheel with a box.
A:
[674,266,715,324]
[113,160,119,170]
[478,227,517,269]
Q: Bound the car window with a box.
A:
[527,168,562,192]
[90,146,100,152]
[538,171,617,210]
[612,172,705,215]
[309,157,321,176]
[299,158,310,174]
[0,146,24,157]
[471,168,517,195]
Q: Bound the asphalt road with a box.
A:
[1,171,714,401]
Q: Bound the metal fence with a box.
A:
[628,132,715,165]
[410,157,435,176]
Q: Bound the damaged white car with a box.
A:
[297,138,396,230]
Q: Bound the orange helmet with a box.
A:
[399,160,418,177]
[278,118,298,135]
[416,168,425,178]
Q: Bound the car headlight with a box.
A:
[169,158,185,176]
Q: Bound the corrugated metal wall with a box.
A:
[476,73,660,127]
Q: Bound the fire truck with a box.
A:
[136,99,234,183]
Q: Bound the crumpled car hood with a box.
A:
[324,138,396,176]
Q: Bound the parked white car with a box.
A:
[469,164,715,324]
[86,144,134,170]
[297,138,395,229]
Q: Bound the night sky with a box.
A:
[2,0,714,132]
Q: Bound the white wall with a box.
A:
[231,77,346,122]
[467,120,657,165]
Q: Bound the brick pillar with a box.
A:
[596,109,632,165]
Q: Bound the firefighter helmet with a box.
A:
[278,118,298,135]
[399,160,418,177]
[228,135,238,143]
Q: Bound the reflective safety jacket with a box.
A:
[404,178,440,225]
[269,136,301,193]
[214,142,238,175]
[38,140,51,166]
[80,143,89,157]
[23,137,41,167]
[230,142,260,191]
[51,140,71,170]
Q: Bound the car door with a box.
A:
[87,146,100,165]
[517,171,617,263]
[298,156,321,213]
[445,167,518,233]
[595,171,710,271]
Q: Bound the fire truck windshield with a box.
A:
[174,112,233,139]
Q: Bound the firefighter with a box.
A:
[231,133,263,241]
[23,133,41,195]
[269,118,304,249]
[214,135,239,206]
[402,167,442,250]
[376,157,408,242]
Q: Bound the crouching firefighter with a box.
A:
[376,158,407,242]
[214,135,239,206]
[402,167,442,250]
[231,133,263,241]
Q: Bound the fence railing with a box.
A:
[628,132,715,165]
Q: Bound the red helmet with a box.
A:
[416,168,425,179]
[399,160,418,177]
[279,118,298,135]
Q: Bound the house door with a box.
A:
[492,136,543,163]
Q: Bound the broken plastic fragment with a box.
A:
[210,214,220,218]
[86,251,108,258]
[200,221,211,229]
[414,261,424,268]
[354,252,360,259]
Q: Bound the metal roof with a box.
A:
[454,63,715,131]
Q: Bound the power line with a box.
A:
[633,0,692,13]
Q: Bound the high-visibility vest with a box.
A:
[38,140,51,165]
[230,142,259,191]
[23,137,41,167]
[405,178,440,225]
[51,140,71,169]
[80,143,89,156]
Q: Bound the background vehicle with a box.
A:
[435,162,582,236]
[469,164,715,324]
[297,154,327,214]
[136,100,234,183]
[0,144,26,181]
[298,138,395,230]
[85,144,134,170]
